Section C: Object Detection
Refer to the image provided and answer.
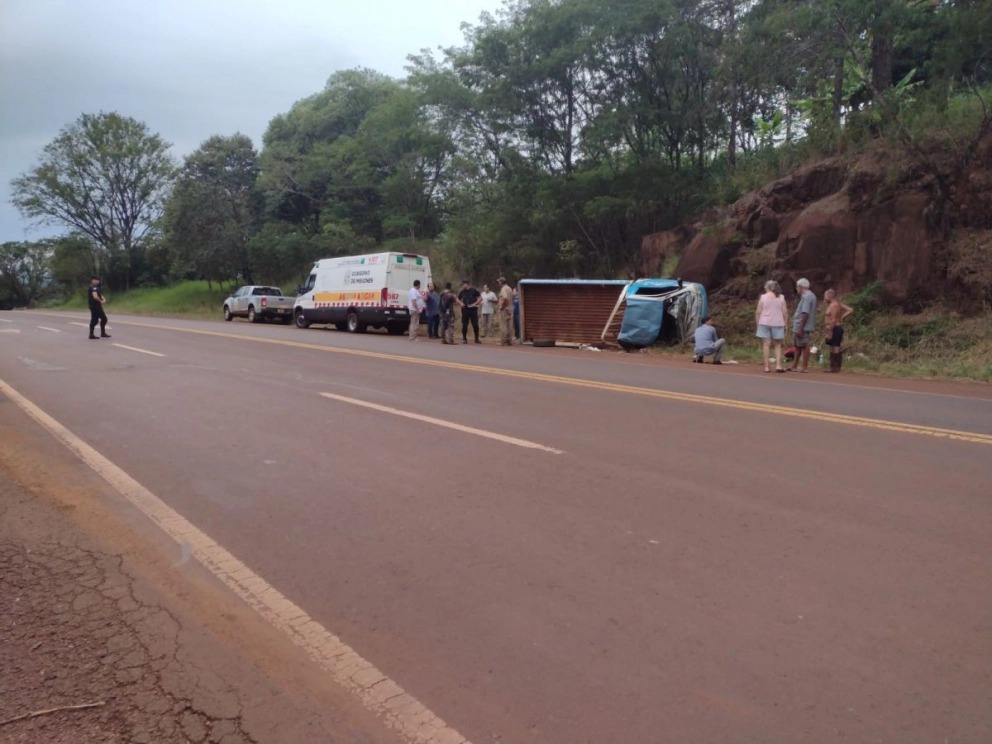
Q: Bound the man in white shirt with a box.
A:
[480,284,497,337]
[408,280,425,340]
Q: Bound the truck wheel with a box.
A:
[247,306,257,323]
[294,311,310,329]
[346,311,367,333]
[223,305,233,321]
[281,315,292,325]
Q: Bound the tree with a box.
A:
[163,134,260,286]
[10,112,175,291]
[0,240,53,307]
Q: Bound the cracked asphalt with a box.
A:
[0,398,404,744]
[0,535,255,744]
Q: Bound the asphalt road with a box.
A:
[2,310,990,744]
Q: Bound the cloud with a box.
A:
[0,0,499,241]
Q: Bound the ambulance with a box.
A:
[293,252,432,334]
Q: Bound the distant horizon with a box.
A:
[0,0,504,243]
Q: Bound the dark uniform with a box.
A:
[457,284,481,343]
[88,280,110,338]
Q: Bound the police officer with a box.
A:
[88,276,111,339]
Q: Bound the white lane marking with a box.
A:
[0,317,13,322]
[38,326,62,333]
[0,328,21,333]
[112,343,165,358]
[19,357,66,371]
[69,322,89,327]
[0,377,472,744]
[320,392,565,455]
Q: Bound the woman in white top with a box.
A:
[755,280,788,373]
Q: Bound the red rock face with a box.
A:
[643,143,991,311]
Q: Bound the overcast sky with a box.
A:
[0,0,503,243]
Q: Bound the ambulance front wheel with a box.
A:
[346,311,367,333]
[294,311,310,329]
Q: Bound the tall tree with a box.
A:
[10,112,175,290]
[163,134,260,285]
[0,240,53,307]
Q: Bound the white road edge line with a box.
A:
[112,343,165,357]
[38,326,62,333]
[0,377,472,744]
[320,392,565,455]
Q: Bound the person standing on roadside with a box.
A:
[497,276,514,345]
[457,279,482,344]
[789,278,817,372]
[439,282,457,344]
[87,276,110,340]
[480,284,497,337]
[823,288,854,373]
[425,282,440,339]
[755,280,787,372]
[408,279,425,340]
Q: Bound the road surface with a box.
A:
[1,310,990,744]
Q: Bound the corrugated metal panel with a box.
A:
[520,281,627,345]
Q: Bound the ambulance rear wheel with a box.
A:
[346,311,367,333]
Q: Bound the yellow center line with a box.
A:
[110,319,992,446]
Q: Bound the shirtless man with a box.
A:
[823,289,854,373]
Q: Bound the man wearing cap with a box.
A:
[692,315,725,364]
[497,276,514,346]
[789,278,817,372]
[456,279,482,344]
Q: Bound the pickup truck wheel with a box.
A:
[334,322,347,331]
[294,311,310,329]
[281,315,293,325]
[346,311,367,333]
[386,325,405,335]
[223,305,233,321]
[247,306,258,323]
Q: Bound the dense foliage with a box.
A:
[5,0,990,306]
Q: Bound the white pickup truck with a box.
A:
[223,286,295,324]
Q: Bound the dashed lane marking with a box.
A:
[0,377,472,744]
[38,326,62,333]
[0,317,13,322]
[111,343,165,357]
[0,328,21,333]
[102,320,992,447]
[321,392,564,454]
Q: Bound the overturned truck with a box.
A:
[611,278,708,350]
[517,278,707,348]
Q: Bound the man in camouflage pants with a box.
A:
[439,282,457,344]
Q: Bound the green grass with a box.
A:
[655,297,992,383]
[60,281,233,320]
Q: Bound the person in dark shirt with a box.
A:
[456,279,482,344]
[87,276,111,339]
[425,282,441,339]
